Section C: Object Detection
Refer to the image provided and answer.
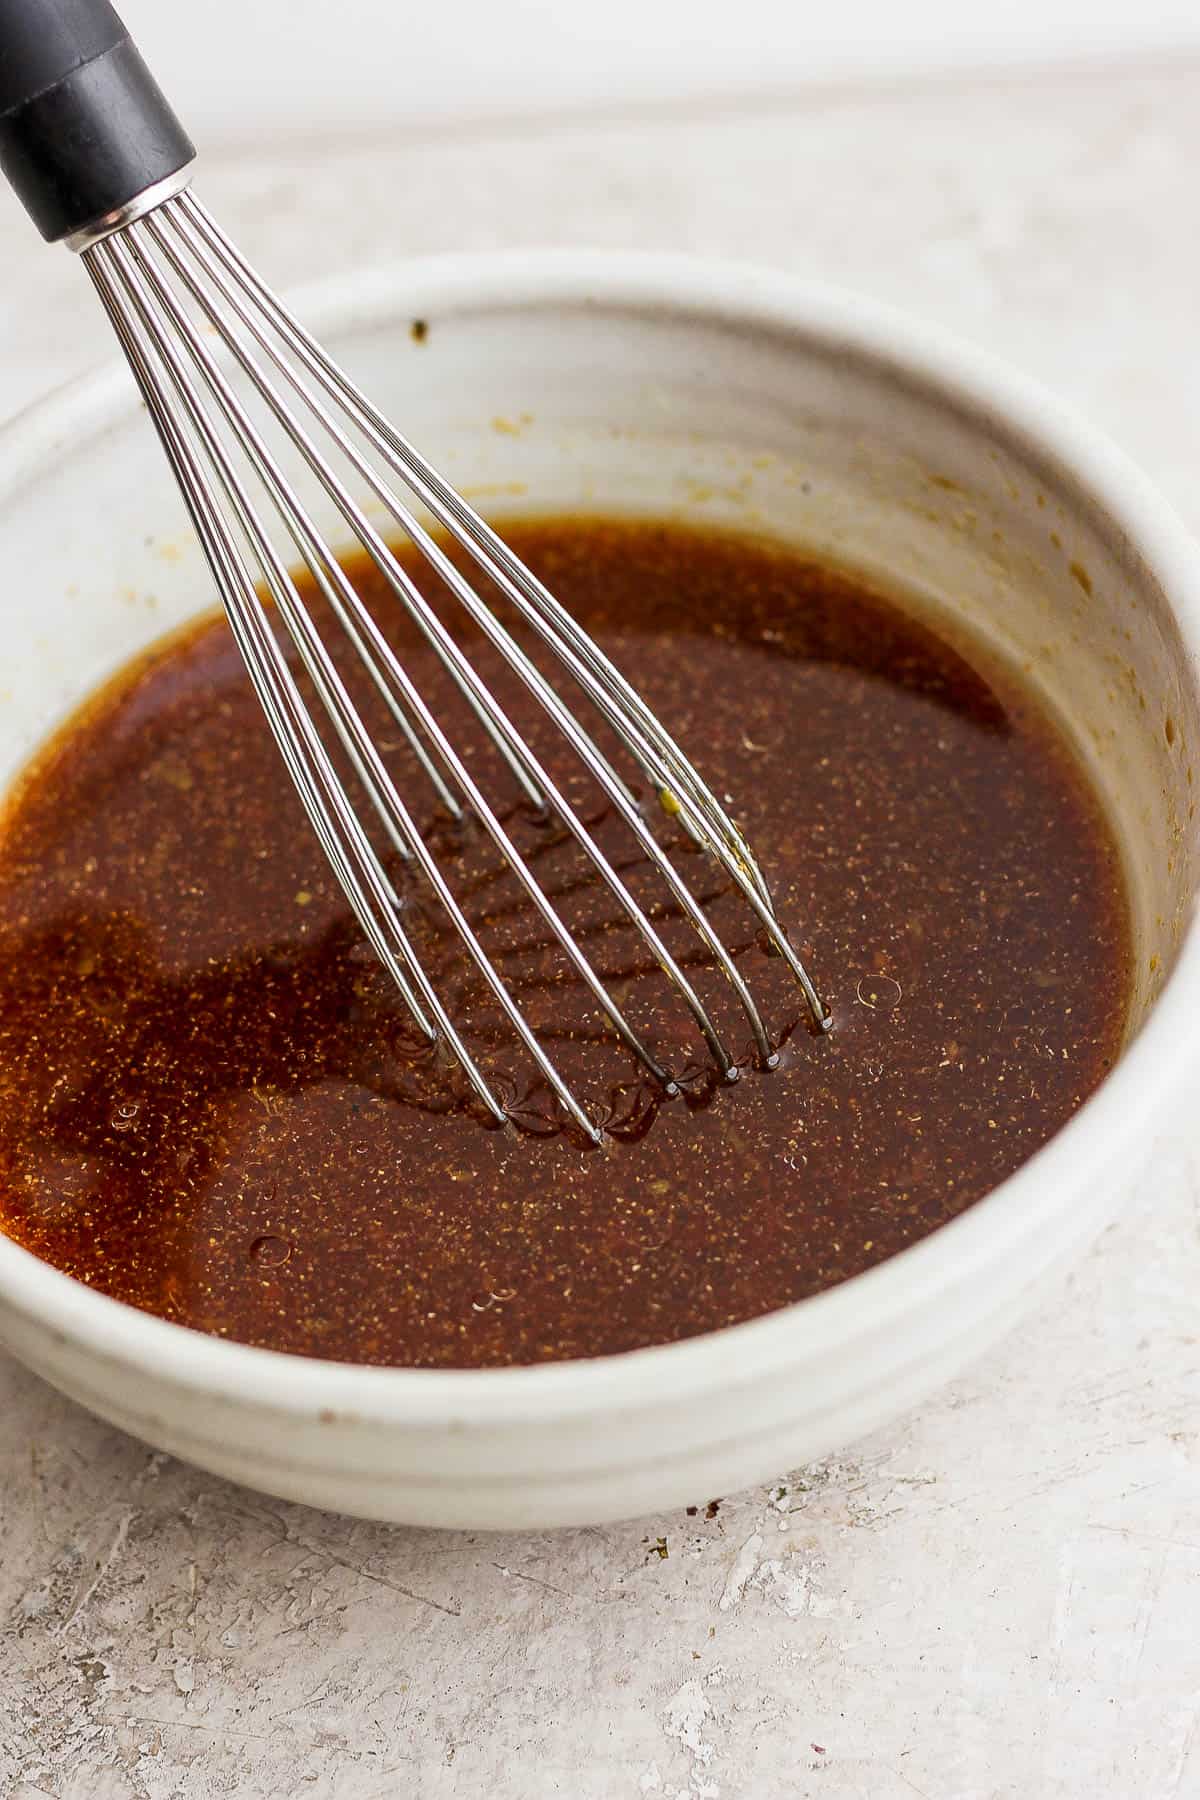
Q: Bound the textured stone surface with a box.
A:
[4,61,1200,1798]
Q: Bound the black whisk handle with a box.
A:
[0,0,193,243]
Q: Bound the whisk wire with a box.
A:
[95,228,618,1141]
[84,251,447,1056]
[81,187,829,1139]
[176,198,787,918]
[118,224,689,1098]
[175,207,745,848]
[89,241,528,1127]
[134,204,770,1077]
[162,206,553,816]
[152,200,787,1067]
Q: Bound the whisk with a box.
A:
[0,0,829,1142]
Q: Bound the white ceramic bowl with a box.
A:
[0,253,1197,1529]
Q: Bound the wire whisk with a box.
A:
[0,0,829,1143]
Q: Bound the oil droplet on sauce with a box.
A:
[249,1234,291,1269]
[856,975,903,1011]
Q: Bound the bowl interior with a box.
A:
[0,278,1191,1042]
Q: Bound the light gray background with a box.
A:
[3,59,1200,1800]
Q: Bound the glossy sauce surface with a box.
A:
[0,520,1130,1364]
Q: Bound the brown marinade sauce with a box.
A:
[0,519,1130,1366]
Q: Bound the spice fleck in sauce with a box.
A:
[0,519,1130,1365]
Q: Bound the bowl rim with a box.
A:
[1,246,1198,1427]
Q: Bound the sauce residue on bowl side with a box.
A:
[0,518,1131,1365]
